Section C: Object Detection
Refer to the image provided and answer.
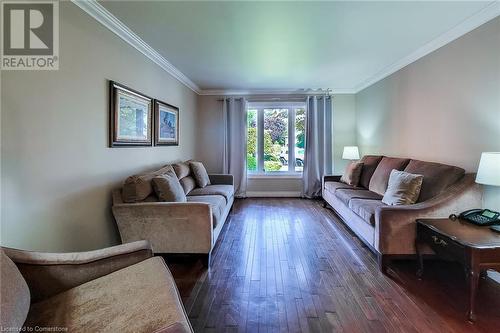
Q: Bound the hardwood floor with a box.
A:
[167,198,500,332]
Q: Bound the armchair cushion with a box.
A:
[24,257,192,333]
[153,322,192,333]
[188,185,234,203]
[404,159,464,202]
[0,250,30,330]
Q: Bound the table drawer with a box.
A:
[418,225,465,261]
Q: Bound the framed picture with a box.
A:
[109,81,153,147]
[154,99,179,146]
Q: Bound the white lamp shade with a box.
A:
[342,146,360,160]
[476,152,500,186]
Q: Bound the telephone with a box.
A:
[451,209,500,226]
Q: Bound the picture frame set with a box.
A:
[109,81,179,147]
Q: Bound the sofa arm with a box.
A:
[322,175,342,192]
[209,174,234,185]
[323,175,342,183]
[374,174,482,254]
[2,240,152,302]
[112,202,213,255]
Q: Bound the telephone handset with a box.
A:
[451,209,500,226]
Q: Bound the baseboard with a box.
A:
[246,191,302,198]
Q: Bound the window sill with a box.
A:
[248,173,303,179]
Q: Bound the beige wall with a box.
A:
[332,94,357,174]
[196,94,356,194]
[356,17,500,211]
[1,3,198,251]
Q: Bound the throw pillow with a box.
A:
[190,161,211,188]
[382,169,424,205]
[340,161,363,186]
[152,169,186,202]
[122,165,174,203]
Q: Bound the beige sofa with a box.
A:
[112,161,234,266]
[322,155,482,271]
[1,240,193,333]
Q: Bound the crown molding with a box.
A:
[198,88,356,96]
[354,1,500,93]
[71,0,201,94]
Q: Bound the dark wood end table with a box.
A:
[416,218,500,322]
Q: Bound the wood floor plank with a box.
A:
[168,198,500,332]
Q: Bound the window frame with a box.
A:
[247,101,306,176]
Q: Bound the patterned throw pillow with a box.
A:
[382,169,424,205]
[340,161,363,186]
[189,161,211,188]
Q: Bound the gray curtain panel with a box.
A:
[302,96,333,198]
[222,97,247,198]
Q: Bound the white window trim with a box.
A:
[247,103,306,176]
[247,173,302,179]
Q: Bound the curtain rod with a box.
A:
[216,96,331,102]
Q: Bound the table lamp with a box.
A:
[476,152,500,187]
[475,152,500,231]
[342,146,360,160]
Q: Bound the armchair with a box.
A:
[1,241,193,332]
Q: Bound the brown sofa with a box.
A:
[322,155,482,271]
[112,161,234,266]
[0,240,193,333]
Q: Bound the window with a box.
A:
[246,102,306,174]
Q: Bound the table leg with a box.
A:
[415,239,424,279]
[466,251,480,322]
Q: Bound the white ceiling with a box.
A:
[98,1,497,93]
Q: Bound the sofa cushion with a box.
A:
[24,257,191,333]
[172,161,191,180]
[187,195,226,228]
[359,155,383,189]
[335,189,382,206]
[152,170,186,203]
[189,161,211,188]
[349,199,386,226]
[382,170,423,206]
[324,181,361,194]
[404,159,465,202]
[179,176,196,195]
[188,185,234,203]
[122,165,174,203]
[368,157,410,196]
[0,250,30,330]
[340,161,363,186]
